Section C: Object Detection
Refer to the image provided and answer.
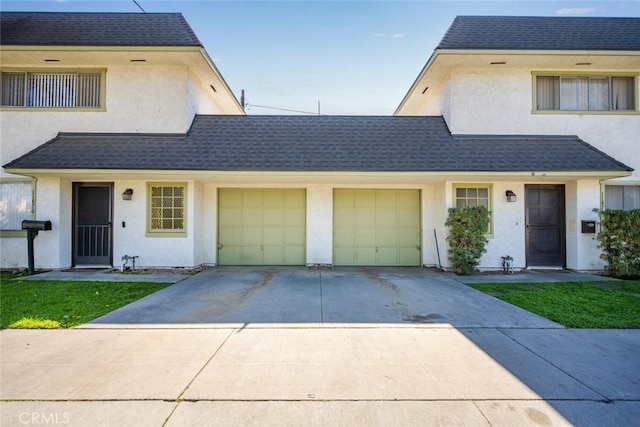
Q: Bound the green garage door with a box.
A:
[218,189,306,265]
[334,189,421,266]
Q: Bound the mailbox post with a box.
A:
[21,220,52,275]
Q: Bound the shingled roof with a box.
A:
[4,116,631,174]
[0,12,201,47]
[438,16,640,51]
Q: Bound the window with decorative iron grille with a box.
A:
[147,183,187,236]
[1,71,102,108]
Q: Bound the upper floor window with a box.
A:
[536,75,635,112]
[1,71,102,108]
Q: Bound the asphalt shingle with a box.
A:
[0,12,201,47]
[3,116,631,174]
[438,16,640,51]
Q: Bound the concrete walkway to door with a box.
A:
[85,266,562,328]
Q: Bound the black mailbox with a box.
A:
[21,219,52,275]
[21,220,52,231]
[581,220,596,234]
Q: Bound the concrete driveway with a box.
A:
[3,267,639,426]
[86,266,560,328]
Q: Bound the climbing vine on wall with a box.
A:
[445,205,491,275]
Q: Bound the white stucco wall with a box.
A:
[113,180,196,269]
[306,185,333,265]
[565,180,603,271]
[0,66,196,178]
[446,70,640,181]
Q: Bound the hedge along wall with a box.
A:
[596,209,640,278]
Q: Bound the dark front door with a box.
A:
[73,183,113,266]
[525,185,565,268]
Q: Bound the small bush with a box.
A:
[445,205,491,275]
[595,209,640,279]
[9,317,61,329]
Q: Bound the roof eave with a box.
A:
[4,168,631,184]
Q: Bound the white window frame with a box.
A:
[1,69,105,110]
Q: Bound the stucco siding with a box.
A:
[446,70,640,180]
[1,66,197,178]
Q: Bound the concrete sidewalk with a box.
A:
[2,327,639,426]
[2,267,639,426]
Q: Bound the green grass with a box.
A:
[0,279,172,328]
[468,281,640,328]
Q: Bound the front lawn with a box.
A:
[0,279,172,328]
[468,281,640,328]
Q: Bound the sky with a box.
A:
[2,1,639,115]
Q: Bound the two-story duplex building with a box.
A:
[1,12,637,272]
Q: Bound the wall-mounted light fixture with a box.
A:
[505,190,517,203]
[122,188,133,201]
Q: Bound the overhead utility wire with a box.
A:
[246,103,324,115]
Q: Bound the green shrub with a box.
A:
[445,205,491,275]
[595,209,640,279]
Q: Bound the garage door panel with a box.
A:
[398,209,419,226]
[284,247,305,265]
[399,247,421,265]
[242,247,263,265]
[242,190,263,206]
[219,208,241,225]
[377,228,398,245]
[334,190,354,207]
[397,191,419,208]
[242,208,262,226]
[263,228,284,245]
[284,227,305,245]
[285,208,306,226]
[377,191,397,208]
[285,190,306,206]
[219,227,241,246]
[220,190,242,207]
[263,189,284,206]
[218,189,306,265]
[376,209,397,224]
[263,247,284,264]
[356,247,376,265]
[398,228,419,245]
[263,208,283,226]
[242,227,263,245]
[377,247,398,265]
[356,191,376,207]
[334,208,354,226]
[356,228,376,246]
[334,247,355,265]
[218,247,241,265]
[356,209,375,226]
[334,228,354,246]
[334,189,420,266]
